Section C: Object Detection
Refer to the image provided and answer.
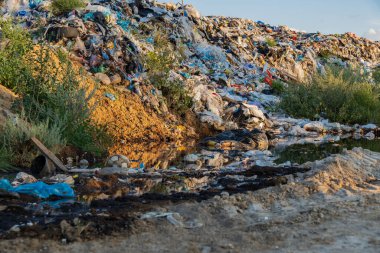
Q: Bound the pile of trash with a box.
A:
[1,1,380,237]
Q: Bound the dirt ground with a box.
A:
[0,148,379,253]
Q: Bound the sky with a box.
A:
[158,0,380,41]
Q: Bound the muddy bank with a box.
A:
[0,164,309,242]
[0,148,379,252]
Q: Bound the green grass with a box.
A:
[280,65,380,124]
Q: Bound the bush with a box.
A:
[144,29,192,116]
[0,20,32,91]
[271,80,286,95]
[18,46,108,155]
[280,65,380,124]
[372,68,380,83]
[0,117,66,167]
[51,0,86,15]
[0,21,110,167]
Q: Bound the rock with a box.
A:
[106,155,130,168]
[304,122,325,133]
[79,159,89,169]
[110,74,122,85]
[202,152,224,167]
[95,73,111,85]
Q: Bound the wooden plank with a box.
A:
[31,137,68,172]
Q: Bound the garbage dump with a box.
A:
[0,0,380,251]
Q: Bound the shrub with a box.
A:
[0,116,66,167]
[372,68,380,83]
[280,65,380,124]
[51,0,86,15]
[271,79,286,95]
[0,20,32,91]
[18,46,108,155]
[143,29,192,116]
[0,21,110,167]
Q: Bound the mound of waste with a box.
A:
[1,1,380,245]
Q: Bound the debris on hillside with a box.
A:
[0,1,380,249]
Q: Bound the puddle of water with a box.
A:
[273,138,380,164]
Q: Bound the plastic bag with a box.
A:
[0,179,75,199]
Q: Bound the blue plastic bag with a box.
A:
[0,179,75,199]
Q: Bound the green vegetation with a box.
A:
[372,68,380,83]
[280,64,380,124]
[0,20,32,91]
[0,20,109,170]
[144,30,192,116]
[0,117,65,168]
[271,80,286,95]
[51,0,86,15]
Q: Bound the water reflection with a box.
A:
[274,138,380,164]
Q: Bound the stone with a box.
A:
[95,73,111,85]
[110,74,122,85]
[304,122,325,133]
[79,159,89,169]
[107,155,130,168]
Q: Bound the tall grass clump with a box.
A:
[0,117,65,168]
[0,20,110,168]
[280,64,380,124]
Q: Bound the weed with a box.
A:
[0,147,14,172]
[280,65,380,124]
[51,0,86,15]
[271,80,286,95]
[0,21,110,167]
[143,29,192,116]
[0,19,32,91]
[0,116,66,167]
[372,68,380,83]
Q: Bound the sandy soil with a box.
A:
[0,148,379,253]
